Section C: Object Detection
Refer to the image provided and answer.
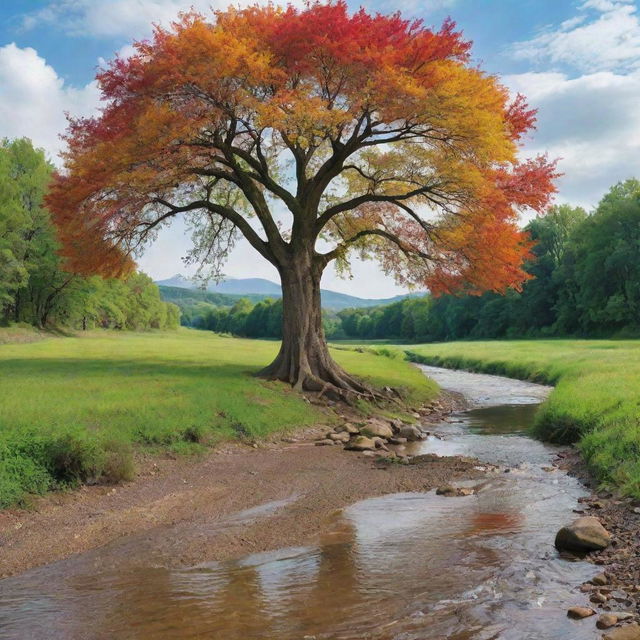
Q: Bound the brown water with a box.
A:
[0,366,601,640]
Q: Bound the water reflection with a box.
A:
[0,367,600,640]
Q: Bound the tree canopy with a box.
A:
[47,1,557,394]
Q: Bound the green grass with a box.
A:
[0,328,436,508]
[402,339,640,497]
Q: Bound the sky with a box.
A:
[1,0,639,296]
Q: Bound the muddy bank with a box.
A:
[0,392,478,578]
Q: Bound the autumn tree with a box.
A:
[48,2,557,397]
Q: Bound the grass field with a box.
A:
[403,340,640,497]
[0,328,437,508]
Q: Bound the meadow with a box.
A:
[404,340,640,497]
[0,328,437,508]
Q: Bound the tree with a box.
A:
[48,3,557,398]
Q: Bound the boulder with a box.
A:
[591,592,608,604]
[389,437,407,445]
[397,425,425,442]
[554,516,611,552]
[328,432,350,443]
[315,439,335,446]
[567,606,596,619]
[360,422,394,439]
[335,423,359,435]
[344,436,377,452]
[603,624,640,640]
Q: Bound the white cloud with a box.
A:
[22,0,306,40]
[0,43,100,162]
[506,69,640,207]
[512,0,640,73]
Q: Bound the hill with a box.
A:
[156,275,418,311]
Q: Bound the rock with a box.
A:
[328,432,350,443]
[397,425,425,441]
[389,437,407,445]
[597,614,619,629]
[344,436,377,452]
[611,590,629,603]
[603,624,640,640]
[282,437,298,443]
[555,517,612,552]
[315,439,335,446]
[389,419,403,433]
[616,613,636,622]
[335,423,359,435]
[360,422,394,439]
[593,573,609,586]
[436,485,475,497]
[591,592,608,604]
[567,606,596,619]
[361,450,376,458]
[372,437,389,451]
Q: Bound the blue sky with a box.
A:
[1,0,639,296]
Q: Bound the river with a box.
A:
[0,366,601,639]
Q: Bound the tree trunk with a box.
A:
[259,253,373,399]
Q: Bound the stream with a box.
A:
[0,366,601,639]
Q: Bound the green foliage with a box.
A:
[406,339,640,497]
[334,182,640,341]
[0,329,436,507]
[0,138,179,332]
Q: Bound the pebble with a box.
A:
[597,614,619,629]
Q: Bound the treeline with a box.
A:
[0,138,179,330]
[339,179,640,341]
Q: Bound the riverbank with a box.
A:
[0,391,477,578]
[404,340,640,498]
[0,329,437,509]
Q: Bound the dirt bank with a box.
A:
[0,392,482,578]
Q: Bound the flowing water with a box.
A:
[0,366,601,639]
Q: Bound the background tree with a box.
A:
[48,2,557,397]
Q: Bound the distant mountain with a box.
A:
[155,275,422,311]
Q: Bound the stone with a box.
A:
[592,573,609,586]
[389,419,404,433]
[372,437,389,451]
[335,423,360,435]
[389,437,407,445]
[567,606,596,619]
[591,592,608,604]
[611,591,629,603]
[603,624,640,640]
[555,517,612,552]
[616,614,636,622]
[328,432,350,443]
[597,614,619,629]
[361,450,376,458]
[344,436,377,452]
[360,422,394,439]
[436,485,475,497]
[315,439,335,446]
[397,425,425,442]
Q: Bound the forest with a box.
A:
[175,178,640,343]
[0,138,180,331]
[337,180,640,341]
